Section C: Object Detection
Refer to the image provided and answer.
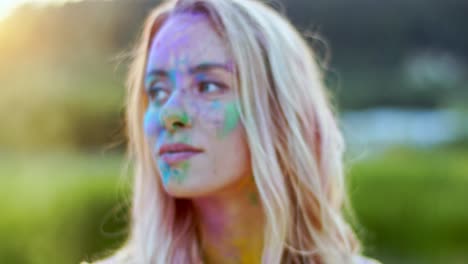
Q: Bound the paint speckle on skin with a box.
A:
[225,60,236,72]
[194,73,205,80]
[168,69,177,88]
[167,14,214,56]
[208,100,224,127]
[167,55,189,89]
[180,112,190,124]
[210,100,221,110]
[158,160,191,185]
[179,134,191,144]
[219,102,240,138]
[144,75,157,91]
[159,160,172,185]
[143,106,159,136]
[159,109,191,132]
[175,161,190,183]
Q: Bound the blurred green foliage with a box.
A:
[348,146,468,263]
[0,152,130,264]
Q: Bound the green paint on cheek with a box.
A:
[219,102,240,138]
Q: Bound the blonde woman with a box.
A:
[84,0,381,263]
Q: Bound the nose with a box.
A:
[159,91,191,134]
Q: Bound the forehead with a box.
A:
[147,13,230,70]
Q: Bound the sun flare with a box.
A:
[0,0,81,21]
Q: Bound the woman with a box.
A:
[85,0,380,263]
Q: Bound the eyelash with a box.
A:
[147,85,169,103]
[197,81,227,94]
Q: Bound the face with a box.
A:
[143,13,252,197]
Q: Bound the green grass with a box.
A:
[0,147,467,263]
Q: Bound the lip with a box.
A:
[158,143,204,165]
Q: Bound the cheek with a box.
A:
[143,107,160,136]
[219,102,240,138]
[189,100,241,138]
[188,100,223,130]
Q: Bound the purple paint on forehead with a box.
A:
[154,12,208,53]
[169,12,207,24]
[225,60,236,72]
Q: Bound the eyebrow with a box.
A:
[145,62,233,79]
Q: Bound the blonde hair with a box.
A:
[100,0,361,263]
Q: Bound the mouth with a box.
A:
[158,143,204,165]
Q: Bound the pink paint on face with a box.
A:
[143,13,252,197]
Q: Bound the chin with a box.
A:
[163,182,213,198]
[164,178,236,198]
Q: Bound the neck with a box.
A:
[192,176,264,264]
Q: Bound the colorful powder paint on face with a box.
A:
[179,134,191,145]
[159,160,172,185]
[179,112,190,125]
[162,111,190,132]
[158,160,191,185]
[159,16,202,57]
[173,161,190,183]
[218,101,240,138]
[168,69,178,89]
[210,100,222,110]
[143,106,160,136]
[167,55,189,88]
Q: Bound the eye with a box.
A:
[147,84,170,104]
[198,81,226,94]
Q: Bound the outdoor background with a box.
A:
[1,0,467,263]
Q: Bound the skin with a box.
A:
[143,13,264,263]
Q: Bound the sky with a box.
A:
[0,0,81,21]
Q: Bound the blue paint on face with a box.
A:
[145,75,157,91]
[194,73,207,82]
[210,100,221,109]
[157,129,167,145]
[159,160,172,185]
[143,106,159,136]
[168,69,177,89]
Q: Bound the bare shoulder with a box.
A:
[353,255,382,264]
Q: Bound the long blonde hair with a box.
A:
[104,0,361,263]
